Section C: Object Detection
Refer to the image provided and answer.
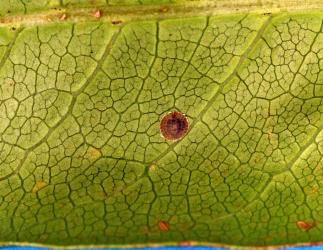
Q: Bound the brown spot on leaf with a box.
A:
[32,181,47,194]
[160,111,189,141]
[296,220,315,231]
[159,6,169,13]
[94,10,101,18]
[158,220,169,232]
[111,20,122,25]
[60,13,67,21]
[179,241,192,246]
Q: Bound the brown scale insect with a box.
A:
[160,111,189,141]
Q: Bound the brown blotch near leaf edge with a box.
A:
[158,220,169,232]
[296,220,316,231]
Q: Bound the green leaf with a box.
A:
[0,0,323,247]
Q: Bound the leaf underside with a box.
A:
[0,0,323,247]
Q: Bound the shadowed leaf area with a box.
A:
[0,1,322,247]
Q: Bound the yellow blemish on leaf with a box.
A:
[314,164,322,173]
[305,185,319,196]
[32,181,47,194]
[86,146,102,160]
[149,164,157,172]
[267,127,273,140]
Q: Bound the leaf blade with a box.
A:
[0,4,322,247]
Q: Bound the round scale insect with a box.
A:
[160,111,189,141]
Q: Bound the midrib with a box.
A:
[0,0,322,27]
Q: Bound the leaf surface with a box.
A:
[0,0,323,247]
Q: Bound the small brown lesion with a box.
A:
[94,9,101,19]
[296,220,316,231]
[59,13,67,21]
[158,220,169,232]
[111,20,122,25]
[179,241,192,246]
[86,146,102,160]
[159,6,169,13]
